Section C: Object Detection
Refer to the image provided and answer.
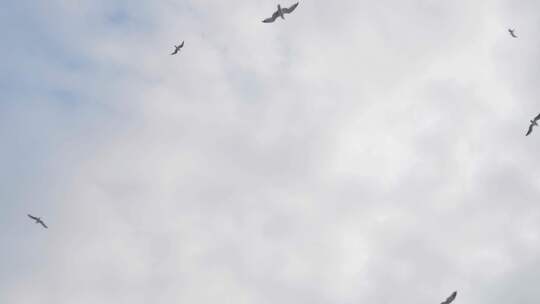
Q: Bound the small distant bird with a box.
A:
[526,113,540,136]
[27,214,48,229]
[441,291,457,304]
[170,41,184,55]
[508,28,518,38]
[262,2,299,23]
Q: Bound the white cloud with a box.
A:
[2,1,540,303]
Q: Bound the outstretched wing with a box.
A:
[179,41,184,48]
[441,291,457,304]
[263,10,280,23]
[282,2,299,14]
[526,124,534,136]
[171,48,178,55]
[27,214,38,220]
[533,113,540,121]
[40,221,48,229]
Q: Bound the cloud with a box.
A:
[2,1,540,303]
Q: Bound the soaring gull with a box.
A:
[508,28,518,38]
[27,214,48,229]
[171,41,184,55]
[262,2,299,23]
[526,113,540,136]
[441,291,457,304]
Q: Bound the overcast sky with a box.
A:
[2,0,540,303]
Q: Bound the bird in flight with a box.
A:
[526,113,540,136]
[441,291,457,304]
[27,214,48,229]
[262,2,299,23]
[508,28,518,38]
[171,41,184,55]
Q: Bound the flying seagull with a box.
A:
[508,28,518,38]
[170,41,184,55]
[27,214,48,229]
[526,113,540,136]
[262,2,299,23]
[441,291,457,304]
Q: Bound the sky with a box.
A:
[1,0,540,303]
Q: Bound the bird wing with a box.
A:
[39,221,48,229]
[526,124,534,136]
[179,41,184,48]
[282,2,299,14]
[171,47,179,55]
[441,291,457,304]
[263,10,280,23]
[533,113,540,121]
[27,214,38,220]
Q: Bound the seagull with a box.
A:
[27,214,48,229]
[262,2,299,23]
[526,113,540,136]
[170,41,184,55]
[508,28,518,38]
[441,291,457,304]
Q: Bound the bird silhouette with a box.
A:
[440,291,457,304]
[27,214,48,229]
[171,41,185,55]
[508,28,518,38]
[526,113,540,136]
[262,2,299,23]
